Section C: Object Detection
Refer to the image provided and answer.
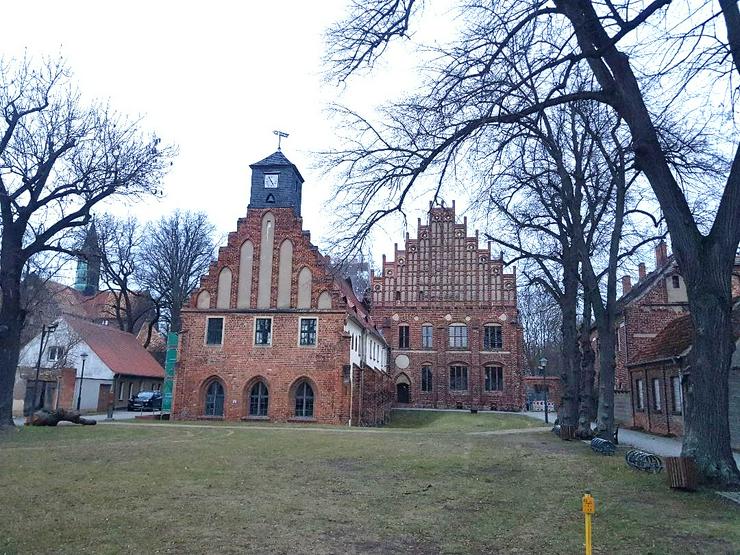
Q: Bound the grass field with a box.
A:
[1,410,738,554]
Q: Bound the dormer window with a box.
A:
[264,173,279,188]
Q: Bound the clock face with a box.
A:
[264,173,279,188]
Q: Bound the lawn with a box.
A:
[1,412,737,554]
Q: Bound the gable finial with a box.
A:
[273,130,289,151]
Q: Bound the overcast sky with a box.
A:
[4,0,468,282]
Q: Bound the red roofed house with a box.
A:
[627,300,740,450]
[13,315,164,416]
[172,151,392,425]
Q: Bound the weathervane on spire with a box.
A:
[273,130,289,151]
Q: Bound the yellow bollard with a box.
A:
[582,491,595,555]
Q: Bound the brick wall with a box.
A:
[371,205,526,411]
[629,363,684,437]
[174,205,391,425]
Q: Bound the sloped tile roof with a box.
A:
[630,301,740,366]
[66,316,164,378]
[249,150,304,182]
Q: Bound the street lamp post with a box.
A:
[76,353,89,411]
[31,323,58,414]
[539,356,549,424]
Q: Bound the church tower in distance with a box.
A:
[73,223,101,296]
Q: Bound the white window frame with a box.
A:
[298,317,318,347]
[421,324,433,349]
[636,379,645,410]
[118,381,125,401]
[254,316,273,346]
[671,376,682,413]
[652,378,662,411]
[47,346,64,362]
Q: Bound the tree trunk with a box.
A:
[0,230,26,428]
[595,319,616,440]
[577,300,596,438]
[558,245,580,427]
[680,249,740,484]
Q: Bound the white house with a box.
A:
[14,315,164,415]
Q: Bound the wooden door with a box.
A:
[97,384,111,412]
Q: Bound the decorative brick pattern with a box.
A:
[174,200,392,425]
[371,204,526,410]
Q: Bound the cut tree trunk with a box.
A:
[31,408,96,426]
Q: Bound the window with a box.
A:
[47,346,64,362]
[422,325,433,349]
[249,382,269,417]
[206,317,224,345]
[117,382,125,401]
[295,381,314,418]
[483,325,503,350]
[153,383,162,392]
[418,290,424,300]
[448,324,468,349]
[652,378,662,411]
[399,325,410,349]
[205,381,225,416]
[636,379,645,410]
[299,318,317,346]
[671,275,680,288]
[395,290,401,301]
[449,365,468,391]
[671,376,682,413]
[485,366,504,391]
[255,318,272,345]
[421,366,433,392]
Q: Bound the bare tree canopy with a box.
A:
[326,1,740,483]
[138,210,216,334]
[0,56,175,428]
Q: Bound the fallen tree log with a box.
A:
[31,409,97,426]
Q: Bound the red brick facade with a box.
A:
[371,204,526,411]
[615,245,740,437]
[173,163,393,426]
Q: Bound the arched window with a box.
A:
[204,380,225,416]
[421,366,433,392]
[295,381,314,417]
[448,324,468,348]
[483,324,503,350]
[249,381,269,417]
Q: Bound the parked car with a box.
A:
[128,391,163,411]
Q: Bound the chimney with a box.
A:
[638,263,646,280]
[655,241,668,268]
[622,275,632,295]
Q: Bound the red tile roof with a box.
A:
[66,316,164,378]
[631,301,740,366]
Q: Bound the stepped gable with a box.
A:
[190,206,372,324]
[371,202,516,308]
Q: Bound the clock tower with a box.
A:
[248,150,305,217]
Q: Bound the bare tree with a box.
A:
[139,210,216,333]
[94,215,158,344]
[0,57,173,428]
[326,0,740,484]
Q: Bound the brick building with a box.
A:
[370,203,526,411]
[627,302,740,450]
[172,151,392,425]
[610,241,740,430]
